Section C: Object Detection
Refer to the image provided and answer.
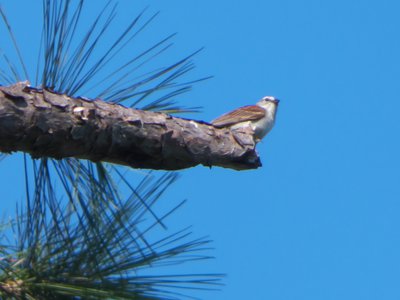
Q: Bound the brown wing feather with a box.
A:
[211,105,265,127]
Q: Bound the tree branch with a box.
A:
[0,82,261,170]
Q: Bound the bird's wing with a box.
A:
[211,105,265,127]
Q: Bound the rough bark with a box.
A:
[0,82,262,170]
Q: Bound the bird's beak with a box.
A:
[273,99,280,104]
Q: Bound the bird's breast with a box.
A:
[252,115,275,140]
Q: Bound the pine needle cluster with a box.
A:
[0,1,221,299]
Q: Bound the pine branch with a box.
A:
[0,82,261,170]
[0,1,225,299]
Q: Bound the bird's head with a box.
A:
[257,96,280,111]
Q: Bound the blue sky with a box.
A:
[1,0,400,299]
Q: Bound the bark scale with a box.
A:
[0,82,261,170]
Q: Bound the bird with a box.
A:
[211,96,279,142]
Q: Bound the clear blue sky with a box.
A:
[1,0,400,299]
